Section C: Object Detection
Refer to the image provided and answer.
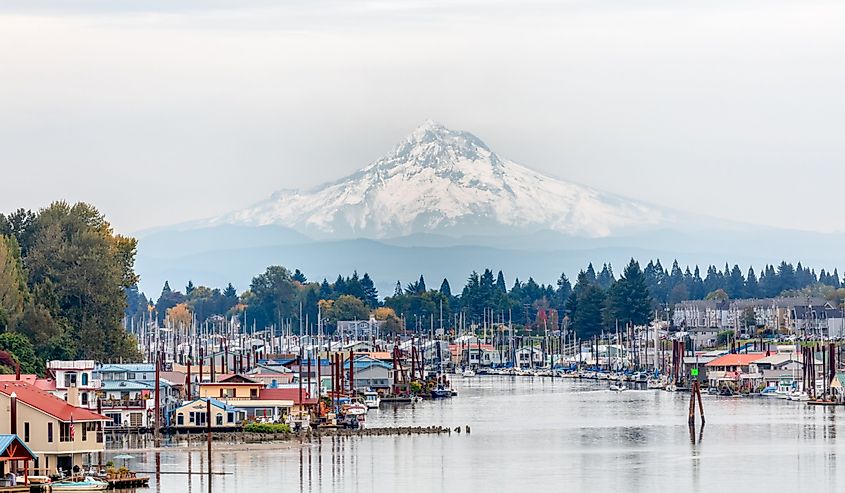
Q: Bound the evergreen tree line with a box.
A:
[144,258,844,343]
[642,259,841,306]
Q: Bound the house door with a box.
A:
[57,455,73,474]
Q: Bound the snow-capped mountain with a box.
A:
[210,120,676,239]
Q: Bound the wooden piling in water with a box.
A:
[687,380,705,426]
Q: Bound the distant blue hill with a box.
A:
[134,224,845,298]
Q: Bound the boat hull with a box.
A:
[52,481,109,491]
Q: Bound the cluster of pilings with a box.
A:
[801,342,838,400]
[671,340,686,385]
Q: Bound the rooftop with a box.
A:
[0,381,108,422]
[706,353,767,367]
[96,364,155,373]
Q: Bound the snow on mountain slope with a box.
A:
[210,120,675,238]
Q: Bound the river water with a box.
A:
[112,377,844,492]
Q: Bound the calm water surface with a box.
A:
[112,377,843,492]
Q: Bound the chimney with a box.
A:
[10,391,17,436]
[67,384,80,407]
[15,362,20,381]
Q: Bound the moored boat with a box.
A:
[431,385,452,398]
[344,402,369,416]
[363,391,381,409]
[52,477,109,491]
[789,391,810,402]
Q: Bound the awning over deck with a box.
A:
[0,436,35,463]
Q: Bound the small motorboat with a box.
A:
[789,391,810,402]
[363,391,381,409]
[461,368,476,377]
[609,384,627,392]
[52,477,109,491]
[760,386,779,397]
[343,402,368,416]
[430,386,452,399]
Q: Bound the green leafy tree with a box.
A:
[0,332,43,375]
[322,295,370,326]
[247,266,300,329]
[705,289,729,301]
[23,202,140,361]
[0,235,28,330]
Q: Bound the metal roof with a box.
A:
[0,435,36,460]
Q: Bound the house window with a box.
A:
[127,373,135,380]
[216,414,223,426]
[47,423,53,443]
[250,389,258,399]
[82,422,88,441]
[60,422,72,442]
[81,373,89,386]
[177,414,184,425]
[24,422,29,442]
[81,393,89,406]
[189,412,195,423]
[227,412,234,423]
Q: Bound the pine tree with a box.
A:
[185,280,195,296]
[597,264,615,290]
[572,283,606,339]
[726,265,745,299]
[604,259,653,326]
[555,273,572,312]
[439,279,452,298]
[335,275,347,296]
[777,261,797,293]
[360,272,379,308]
[585,263,597,284]
[690,266,705,300]
[292,269,307,283]
[314,280,328,301]
[495,270,507,292]
[745,267,759,298]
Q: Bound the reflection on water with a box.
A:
[110,378,845,493]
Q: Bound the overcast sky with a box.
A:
[1,0,844,234]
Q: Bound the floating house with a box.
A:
[0,381,108,474]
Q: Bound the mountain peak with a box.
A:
[404,119,457,144]
[213,123,675,239]
[414,119,446,133]
[385,120,500,171]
